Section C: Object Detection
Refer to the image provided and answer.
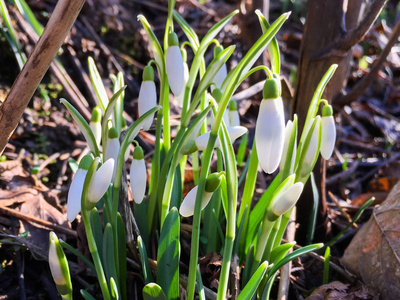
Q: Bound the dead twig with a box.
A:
[0,0,87,155]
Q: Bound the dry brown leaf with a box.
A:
[307,281,376,300]
[341,180,400,299]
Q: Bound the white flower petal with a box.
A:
[166,46,185,96]
[90,121,102,147]
[105,138,120,180]
[273,182,304,216]
[229,110,240,127]
[279,120,296,174]
[88,159,114,203]
[138,81,157,131]
[255,98,285,174]
[130,158,147,204]
[179,186,213,217]
[195,126,248,151]
[49,232,66,286]
[303,117,321,166]
[176,63,189,107]
[213,63,227,90]
[320,116,336,160]
[223,109,230,126]
[67,169,87,222]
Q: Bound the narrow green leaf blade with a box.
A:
[137,235,153,284]
[88,57,109,110]
[156,207,180,300]
[238,261,268,300]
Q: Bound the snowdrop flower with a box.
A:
[67,155,92,222]
[272,182,304,216]
[176,48,189,107]
[228,100,240,127]
[48,232,72,299]
[320,104,336,160]
[89,105,102,147]
[138,65,157,131]
[255,78,285,174]
[67,155,114,222]
[212,45,227,90]
[166,32,185,96]
[130,145,147,204]
[179,172,223,217]
[105,127,120,180]
[195,126,248,151]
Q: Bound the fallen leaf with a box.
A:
[341,180,400,299]
[307,281,376,300]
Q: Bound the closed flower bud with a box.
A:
[320,105,335,160]
[166,32,185,96]
[105,127,120,181]
[138,65,157,131]
[228,100,240,127]
[298,117,321,181]
[272,182,304,216]
[255,78,285,174]
[86,158,114,205]
[130,146,147,204]
[179,172,223,217]
[212,45,227,90]
[195,126,248,151]
[48,232,72,299]
[67,155,92,222]
[89,105,102,147]
[279,119,297,178]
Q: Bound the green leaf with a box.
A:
[255,10,281,74]
[101,86,126,150]
[13,0,43,35]
[196,265,206,300]
[113,72,125,135]
[80,289,96,300]
[137,235,153,284]
[61,98,100,156]
[110,277,119,300]
[268,243,323,278]
[173,11,200,50]
[306,172,319,244]
[142,283,167,300]
[90,208,103,259]
[137,15,165,73]
[157,207,180,300]
[117,213,127,300]
[103,223,119,298]
[279,115,298,182]
[238,261,268,300]
[269,242,296,265]
[88,57,110,111]
[242,244,255,287]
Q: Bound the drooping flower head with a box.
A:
[195,126,248,151]
[320,104,336,160]
[130,144,147,204]
[179,172,223,217]
[105,127,120,180]
[166,32,185,96]
[176,47,189,107]
[255,77,285,174]
[138,65,157,131]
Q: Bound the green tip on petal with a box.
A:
[229,99,237,111]
[214,45,224,57]
[205,172,223,193]
[133,145,144,160]
[168,32,179,47]
[212,88,223,103]
[108,127,119,139]
[322,104,333,117]
[79,155,93,170]
[263,78,281,99]
[90,106,102,123]
[143,65,154,81]
[121,117,127,129]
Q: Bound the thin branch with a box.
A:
[334,18,400,107]
[338,0,388,52]
[0,0,86,156]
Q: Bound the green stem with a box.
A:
[254,219,274,266]
[82,209,110,300]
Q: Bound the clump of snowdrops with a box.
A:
[48,1,337,299]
